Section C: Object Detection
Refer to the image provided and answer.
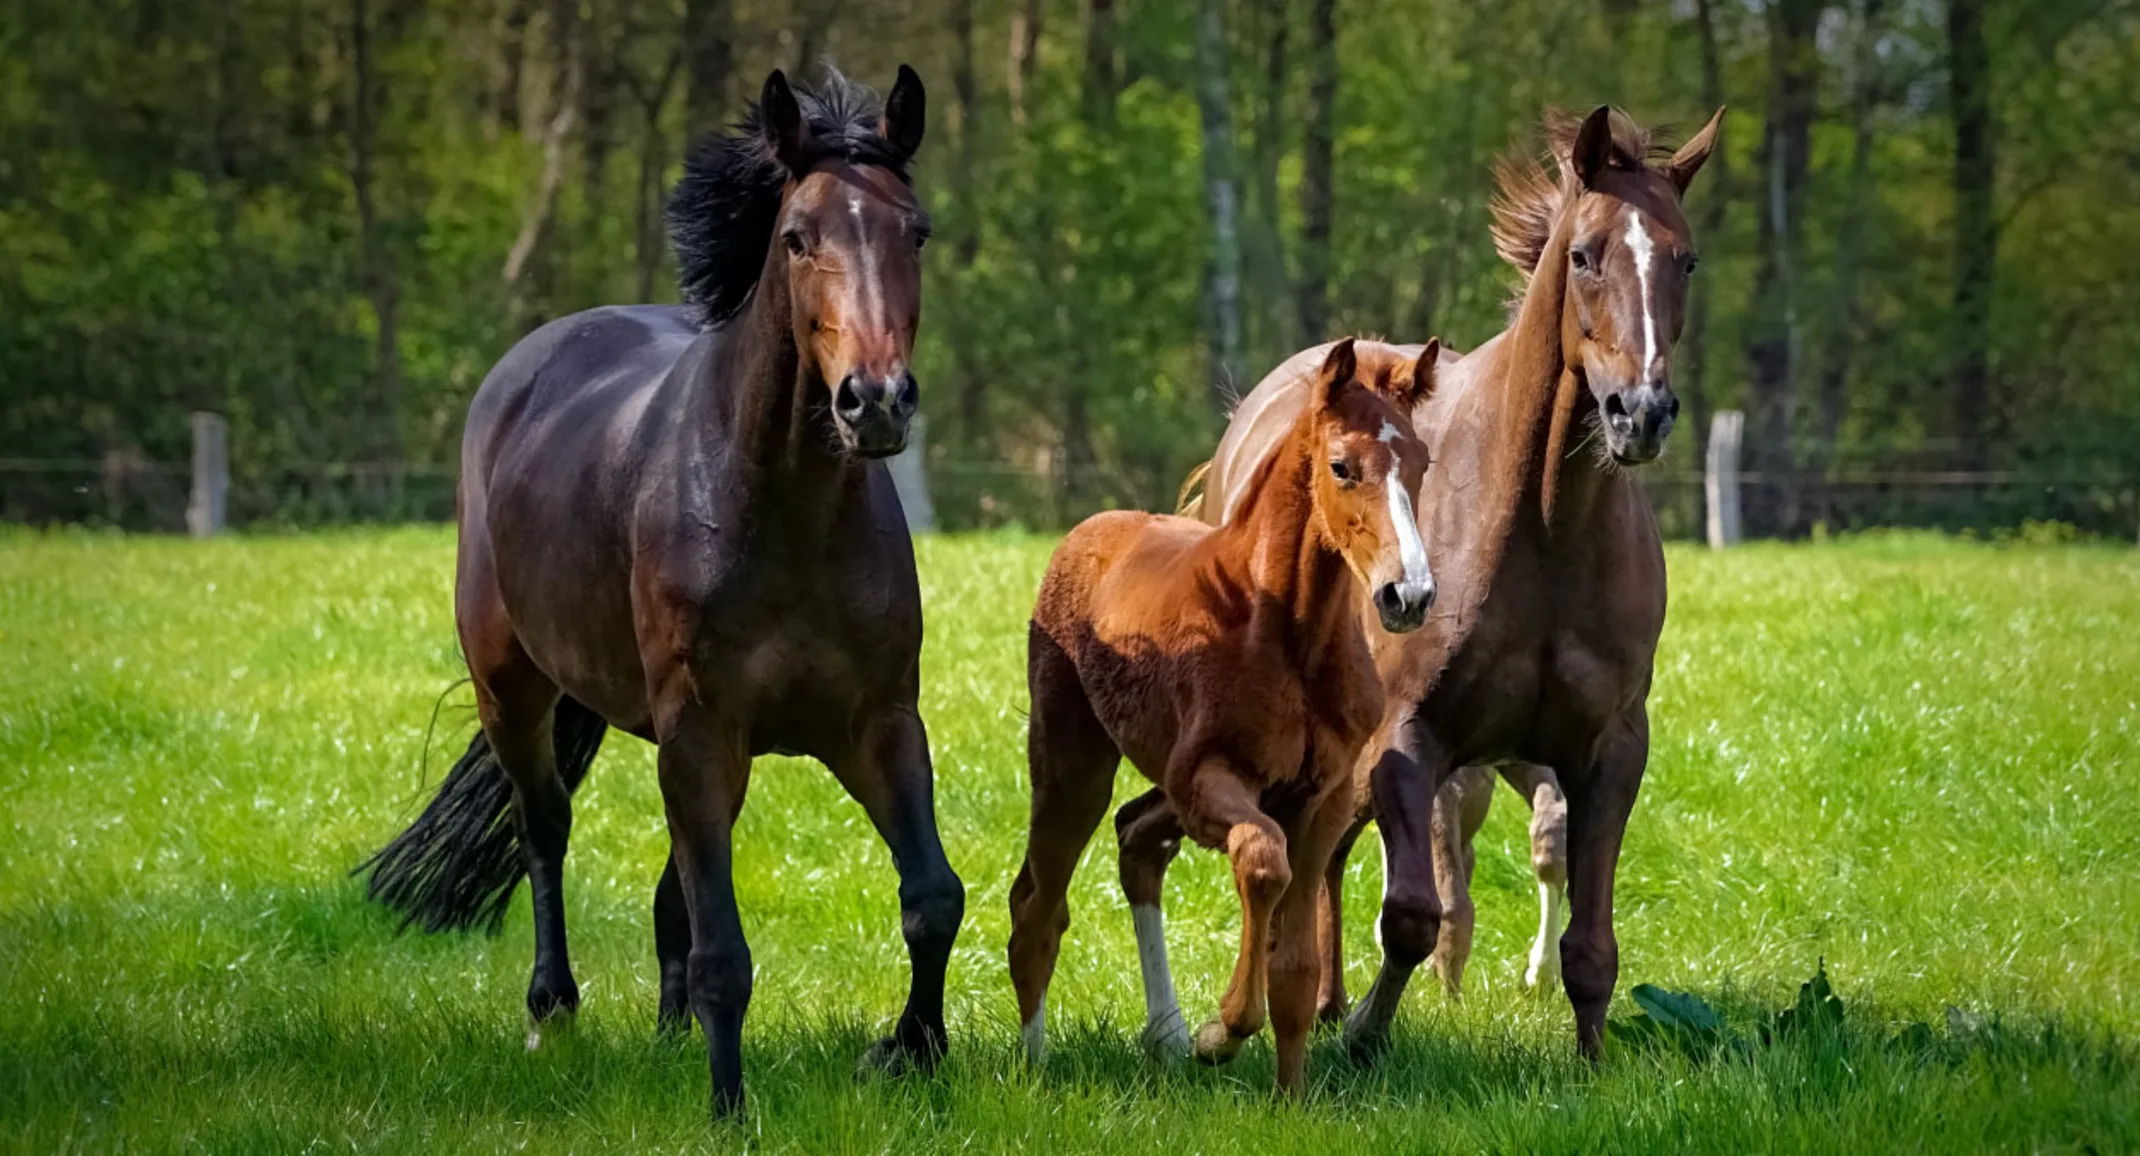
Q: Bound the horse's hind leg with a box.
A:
[1500,762,1568,992]
[1007,629,1118,1066]
[1115,787,1189,1057]
[653,854,690,1031]
[469,647,578,1035]
[1178,760,1290,1065]
[1427,765,1495,998]
[1314,814,1366,1025]
[826,704,967,1075]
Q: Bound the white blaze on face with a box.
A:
[1624,211,1660,381]
[1377,420,1402,444]
[1386,476,1432,593]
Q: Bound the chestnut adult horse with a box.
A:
[1009,339,1440,1096]
[360,67,962,1119]
[1186,106,1724,1060]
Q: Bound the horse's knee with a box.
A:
[1379,892,1441,969]
[1227,825,1292,906]
[687,943,754,1016]
[901,872,966,954]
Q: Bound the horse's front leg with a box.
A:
[1268,783,1361,1095]
[653,697,755,1120]
[1176,760,1291,1065]
[826,704,967,1075]
[1560,706,1647,1059]
[1342,723,1451,1063]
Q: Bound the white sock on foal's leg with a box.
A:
[1132,904,1191,1057]
[1022,996,1047,1066]
[1525,880,1565,990]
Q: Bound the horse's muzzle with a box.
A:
[834,372,919,458]
[1374,578,1434,634]
[1604,384,1678,464]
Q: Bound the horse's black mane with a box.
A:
[665,68,913,326]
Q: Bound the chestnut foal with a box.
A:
[1008,339,1439,1095]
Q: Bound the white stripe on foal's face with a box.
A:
[1387,478,1432,591]
[1624,211,1660,381]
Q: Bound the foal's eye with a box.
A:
[1570,248,1592,273]
[1329,459,1354,483]
[783,231,807,258]
[1684,253,1700,276]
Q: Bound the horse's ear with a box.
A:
[1316,338,1359,409]
[882,64,926,160]
[1400,339,1442,411]
[1669,106,1726,197]
[761,69,810,173]
[1571,105,1615,190]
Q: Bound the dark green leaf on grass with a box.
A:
[1612,985,1728,1056]
[1764,958,1846,1044]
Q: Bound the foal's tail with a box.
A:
[1174,460,1214,519]
[359,696,608,934]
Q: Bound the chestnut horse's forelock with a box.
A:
[1489,108,1677,288]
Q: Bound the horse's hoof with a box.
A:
[656,1003,693,1037]
[1524,961,1561,995]
[856,1032,943,1081]
[1192,1019,1246,1066]
[1139,1014,1192,1060]
[1340,1012,1388,1067]
[524,1007,578,1052]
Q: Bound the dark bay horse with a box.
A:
[361,67,962,1119]
[1187,106,1724,1059]
[1010,339,1440,1095]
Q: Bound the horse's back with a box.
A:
[463,304,699,492]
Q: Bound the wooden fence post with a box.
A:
[186,411,228,538]
[1705,409,1743,549]
[886,413,936,533]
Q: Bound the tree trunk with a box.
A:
[349,0,400,458]
[1680,0,1732,469]
[627,48,681,302]
[1245,0,1291,368]
[950,0,987,445]
[1008,0,1042,125]
[1949,0,1995,467]
[684,0,733,133]
[1742,0,1820,535]
[1296,0,1335,346]
[1814,0,1887,514]
[1082,0,1117,126]
[1194,0,1244,402]
[495,0,531,132]
[503,0,582,331]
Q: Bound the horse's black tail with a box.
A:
[360,696,609,934]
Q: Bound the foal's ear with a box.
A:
[1397,338,1442,411]
[760,69,811,173]
[882,64,926,160]
[1571,105,1616,190]
[1316,338,1359,409]
[1669,106,1727,197]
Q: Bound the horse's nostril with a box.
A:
[834,375,865,417]
[893,374,920,416]
[1667,396,1682,420]
[1604,393,1629,419]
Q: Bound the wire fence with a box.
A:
[6,453,2137,542]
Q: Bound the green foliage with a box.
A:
[2,0,2138,532]
[2,531,2138,1150]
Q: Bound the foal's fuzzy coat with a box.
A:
[1007,339,1439,1095]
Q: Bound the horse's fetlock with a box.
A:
[1379,893,1441,968]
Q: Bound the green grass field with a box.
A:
[3,528,2137,1153]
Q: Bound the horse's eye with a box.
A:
[914,231,930,252]
[1684,253,1700,276]
[783,231,807,258]
[1570,248,1591,273]
[1329,459,1354,483]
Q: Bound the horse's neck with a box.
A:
[1223,429,1359,671]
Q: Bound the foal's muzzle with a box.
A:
[1373,578,1434,634]
[833,371,919,458]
